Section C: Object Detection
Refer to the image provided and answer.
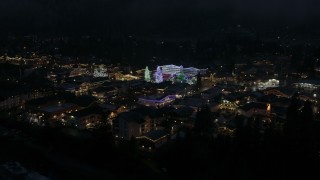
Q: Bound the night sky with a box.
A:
[1,0,320,36]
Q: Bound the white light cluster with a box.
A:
[93,65,108,77]
[256,79,279,90]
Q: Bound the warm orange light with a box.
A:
[267,103,271,112]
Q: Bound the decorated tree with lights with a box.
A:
[144,66,151,82]
[176,65,186,82]
[154,66,163,83]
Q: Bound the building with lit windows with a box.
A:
[238,102,271,117]
[160,65,182,76]
[114,72,140,81]
[136,130,170,150]
[27,102,79,125]
[255,79,280,90]
[69,68,90,77]
[147,64,207,84]
[293,80,320,90]
[68,106,103,129]
[159,64,207,77]
[114,107,164,140]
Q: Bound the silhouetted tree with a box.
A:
[193,105,214,137]
[284,93,301,138]
[196,72,202,90]
[300,100,316,158]
[128,136,138,157]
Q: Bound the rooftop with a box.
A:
[39,103,77,113]
[138,130,170,142]
[239,102,268,112]
[70,106,103,117]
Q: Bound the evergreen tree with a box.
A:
[144,66,151,82]
[284,93,300,137]
[196,72,202,90]
[300,100,314,123]
[193,105,214,137]
[128,136,138,157]
[176,65,186,82]
[300,100,316,156]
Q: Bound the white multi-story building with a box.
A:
[160,64,182,75]
[159,64,207,77]
[256,79,280,90]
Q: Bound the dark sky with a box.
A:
[1,0,320,36]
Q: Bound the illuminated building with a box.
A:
[27,102,79,125]
[0,96,21,110]
[69,68,89,77]
[255,79,280,90]
[39,103,79,119]
[0,90,53,110]
[114,72,124,80]
[115,109,157,140]
[160,64,181,76]
[153,64,207,84]
[114,72,139,81]
[138,94,181,107]
[293,80,320,90]
[219,99,238,111]
[238,102,272,117]
[91,86,118,102]
[123,74,139,81]
[136,130,170,150]
[68,106,103,129]
[160,64,207,77]
[184,67,205,77]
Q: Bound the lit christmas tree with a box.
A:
[154,66,163,83]
[176,65,186,82]
[144,66,151,82]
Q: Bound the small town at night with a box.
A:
[0,0,320,179]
